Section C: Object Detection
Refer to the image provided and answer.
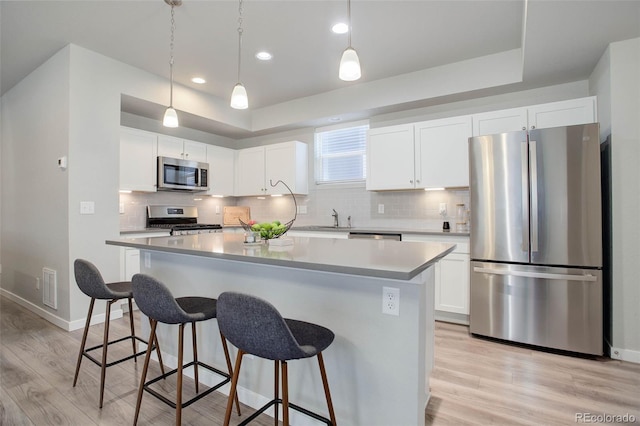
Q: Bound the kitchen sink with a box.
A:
[302,226,352,230]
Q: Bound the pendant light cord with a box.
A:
[169,4,176,107]
[236,0,244,83]
[347,0,352,48]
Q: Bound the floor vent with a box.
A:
[42,268,57,309]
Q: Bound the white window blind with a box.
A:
[314,123,368,184]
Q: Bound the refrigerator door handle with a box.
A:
[473,266,598,282]
[529,140,539,252]
[521,141,529,252]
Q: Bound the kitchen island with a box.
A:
[107,233,455,426]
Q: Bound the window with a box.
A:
[314,122,369,184]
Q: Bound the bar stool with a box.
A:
[72,259,164,408]
[131,273,240,426]
[217,291,337,426]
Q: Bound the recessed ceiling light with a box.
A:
[332,23,349,34]
[255,51,273,61]
[191,77,206,84]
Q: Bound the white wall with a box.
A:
[608,38,640,360]
[1,46,71,319]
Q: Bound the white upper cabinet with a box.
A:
[414,116,472,188]
[527,97,596,130]
[366,124,415,190]
[206,145,235,197]
[120,127,157,192]
[366,118,472,190]
[236,141,308,196]
[472,107,528,136]
[157,135,208,163]
[472,96,597,136]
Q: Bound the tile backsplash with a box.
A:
[120,185,469,231]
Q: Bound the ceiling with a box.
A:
[1,0,639,138]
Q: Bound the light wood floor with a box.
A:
[1,295,639,425]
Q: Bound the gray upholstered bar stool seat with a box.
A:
[73,259,164,408]
[217,291,337,426]
[131,273,240,426]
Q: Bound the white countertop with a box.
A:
[107,232,455,281]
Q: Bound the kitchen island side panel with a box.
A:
[139,249,434,426]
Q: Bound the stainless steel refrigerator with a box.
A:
[469,123,603,355]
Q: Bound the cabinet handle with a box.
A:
[522,126,526,130]
[530,125,536,129]
[409,180,413,184]
[416,179,420,184]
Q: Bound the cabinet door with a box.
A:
[123,248,140,280]
[415,116,472,188]
[236,147,266,196]
[157,135,185,159]
[183,140,208,163]
[120,127,157,192]
[435,252,470,315]
[472,107,528,136]
[527,97,596,130]
[265,142,308,195]
[366,124,415,190]
[206,145,235,196]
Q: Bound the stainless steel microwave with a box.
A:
[157,156,209,192]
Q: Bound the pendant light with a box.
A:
[339,0,361,81]
[230,0,248,109]
[163,0,181,127]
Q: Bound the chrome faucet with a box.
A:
[332,209,339,227]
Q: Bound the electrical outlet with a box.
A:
[36,277,40,290]
[378,204,385,214]
[439,203,447,216]
[215,205,221,214]
[382,286,400,316]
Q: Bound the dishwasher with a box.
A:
[348,232,402,241]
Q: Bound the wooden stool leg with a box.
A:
[149,317,166,375]
[99,299,113,408]
[128,297,137,362]
[191,322,199,393]
[219,331,241,416]
[274,360,280,426]
[282,361,289,426]
[176,323,185,426]
[223,350,245,426]
[73,298,95,387]
[317,352,337,426]
[133,320,158,426]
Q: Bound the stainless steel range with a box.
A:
[147,205,222,236]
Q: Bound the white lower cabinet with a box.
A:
[402,233,470,324]
[122,248,140,281]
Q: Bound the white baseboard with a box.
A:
[0,288,123,332]
[610,345,640,364]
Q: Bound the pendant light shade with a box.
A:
[163,107,179,127]
[230,83,248,109]
[339,0,361,81]
[339,47,361,81]
[231,0,249,109]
